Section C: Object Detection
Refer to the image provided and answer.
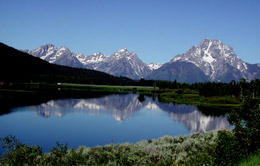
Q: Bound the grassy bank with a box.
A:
[0,82,159,94]
[0,83,241,116]
[56,83,159,94]
[0,82,160,115]
[159,89,240,109]
[1,82,240,108]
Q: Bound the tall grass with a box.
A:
[238,151,260,166]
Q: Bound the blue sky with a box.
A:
[1,0,260,64]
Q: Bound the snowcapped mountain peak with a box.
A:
[85,52,108,63]
[114,48,129,55]
[200,39,223,54]
[93,52,103,56]
[171,38,249,81]
[59,46,70,51]
[118,48,128,52]
[26,44,58,61]
[25,44,82,67]
[200,38,222,46]
[112,48,135,59]
[43,44,56,49]
[96,48,151,79]
[36,44,56,52]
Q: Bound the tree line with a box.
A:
[138,78,260,98]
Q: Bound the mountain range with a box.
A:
[25,46,155,80]
[24,39,260,83]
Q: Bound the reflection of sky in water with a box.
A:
[0,94,232,153]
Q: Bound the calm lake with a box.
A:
[0,93,232,153]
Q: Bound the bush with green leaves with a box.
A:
[228,96,260,156]
[211,96,260,166]
[0,135,43,166]
[214,130,245,166]
[0,136,87,166]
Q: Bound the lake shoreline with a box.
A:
[159,89,240,110]
[0,83,157,115]
[0,82,241,115]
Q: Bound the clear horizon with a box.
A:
[1,0,260,64]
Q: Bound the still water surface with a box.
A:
[0,93,232,152]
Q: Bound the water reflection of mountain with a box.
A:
[28,94,232,132]
[35,94,144,122]
[154,103,231,132]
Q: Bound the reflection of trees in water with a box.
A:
[9,94,232,132]
[197,106,231,117]
[138,94,145,103]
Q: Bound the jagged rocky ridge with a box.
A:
[25,46,154,80]
[24,39,260,82]
[168,39,260,82]
[24,44,83,68]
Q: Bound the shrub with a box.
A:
[228,96,260,156]
[0,131,218,166]
[44,142,69,166]
[66,147,86,165]
[214,130,245,166]
[0,135,43,166]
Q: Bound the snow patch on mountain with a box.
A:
[75,53,86,65]
[86,53,108,63]
[202,54,215,63]
[118,48,127,53]
[147,63,162,70]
